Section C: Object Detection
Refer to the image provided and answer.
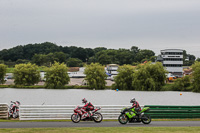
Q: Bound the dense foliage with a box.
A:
[0,42,157,66]
[132,62,166,91]
[45,62,70,89]
[66,58,83,67]
[13,63,40,85]
[0,64,7,84]
[191,62,200,92]
[112,65,135,90]
[0,42,196,67]
[84,63,107,89]
[171,75,191,91]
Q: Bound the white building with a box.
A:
[68,67,86,78]
[106,64,119,75]
[160,49,183,77]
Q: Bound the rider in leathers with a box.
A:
[129,98,141,117]
[81,98,94,119]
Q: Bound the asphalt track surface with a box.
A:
[0,121,200,128]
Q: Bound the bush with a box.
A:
[13,63,40,86]
[112,65,135,90]
[0,64,7,84]
[191,62,200,92]
[170,76,192,91]
[132,62,166,91]
[45,62,70,89]
[84,63,107,89]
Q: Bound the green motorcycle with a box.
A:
[118,107,151,124]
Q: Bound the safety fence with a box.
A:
[4,105,200,120]
[19,105,131,120]
[0,103,8,119]
[144,105,200,119]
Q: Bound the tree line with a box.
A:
[0,62,200,92]
[0,42,197,67]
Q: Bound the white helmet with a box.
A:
[130,98,136,103]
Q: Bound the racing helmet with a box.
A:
[82,98,87,104]
[130,98,136,103]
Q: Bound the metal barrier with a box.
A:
[0,103,8,119]
[144,105,200,119]
[19,105,132,120]
[19,105,200,120]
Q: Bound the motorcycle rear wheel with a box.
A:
[71,114,81,123]
[93,112,103,123]
[12,112,18,119]
[141,114,151,124]
[118,114,128,124]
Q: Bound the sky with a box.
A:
[0,0,200,57]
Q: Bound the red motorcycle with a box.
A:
[9,101,20,119]
[71,105,103,123]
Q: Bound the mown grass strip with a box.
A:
[1,127,200,133]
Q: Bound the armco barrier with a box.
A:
[19,105,132,120]
[0,103,8,119]
[19,105,200,120]
[144,105,200,119]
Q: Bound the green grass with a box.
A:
[0,85,44,89]
[0,84,112,89]
[0,127,200,133]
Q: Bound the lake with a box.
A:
[0,88,199,106]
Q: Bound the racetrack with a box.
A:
[0,121,200,128]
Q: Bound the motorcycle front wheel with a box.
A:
[141,114,151,124]
[93,112,103,123]
[71,114,81,123]
[12,112,18,119]
[118,114,128,124]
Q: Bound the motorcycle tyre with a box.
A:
[141,114,151,124]
[71,114,81,123]
[118,114,128,124]
[12,112,18,119]
[93,112,103,123]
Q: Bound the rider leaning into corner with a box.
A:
[81,98,94,119]
[129,98,141,118]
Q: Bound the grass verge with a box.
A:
[0,127,200,133]
[0,85,112,89]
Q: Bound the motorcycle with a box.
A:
[71,105,103,123]
[118,107,151,124]
[9,101,20,119]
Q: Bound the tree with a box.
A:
[196,58,200,62]
[116,49,133,65]
[66,58,83,67]
[45,62,70,89]
[16,59,29,64]
[134,50,155,62]
[132,62,166,91]
[32,54,48,66]
[53,52,67,63]
[84,63,107,89]
[13,63,40,86]
[0,64,7,84]
[183,50,196,66]
[172,75,191,91]
[112,65,135,90]
[191,62,200,92]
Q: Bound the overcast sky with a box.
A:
[0,0,200,57]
